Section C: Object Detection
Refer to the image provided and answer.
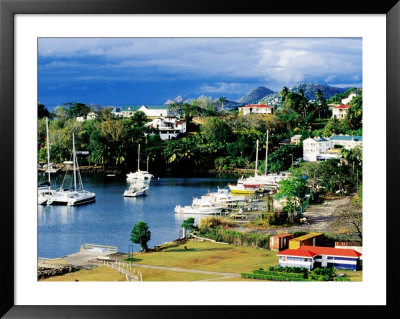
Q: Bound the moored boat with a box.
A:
[175,198,223,215]
[126,144,153,184]
[47,133,96,206]
[124,183,149,197]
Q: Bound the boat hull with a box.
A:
[228,184,256,194]
[174,205,222,215]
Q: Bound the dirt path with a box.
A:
[128,263,241,278]
[237,195,353,235]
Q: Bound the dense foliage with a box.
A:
[38,86,362,185]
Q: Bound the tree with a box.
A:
[181,217,196,238]
[330,202,362,241]
[218,96,228,111]
[38,103,50,119]
[315,89,330,118]
[130,221,151,251]
[344,94,362,132]
[275,176,310,223]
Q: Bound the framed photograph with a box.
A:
[1,0,398,317]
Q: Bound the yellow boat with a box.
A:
[228,183,257,194]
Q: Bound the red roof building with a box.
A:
[277,245,362,270]
[332,104,350,120]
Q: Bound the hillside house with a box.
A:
[146,117,186,140]
[332,105,350,120]
[76,111,98,122]
[341,92,358,105]
[330,135,362,149]
[277,246,362,271]
[239,104,274,115]
[303,137,336,162]
[111,105,168,118]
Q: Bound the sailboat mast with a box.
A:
[73,133,77,191]
[137,144,140,171]
[46,117,51,189]
[146,156,149,172]
[265,130,269,176]
[255,139,259,176]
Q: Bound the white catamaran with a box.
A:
[38,117,57,205]
[47,133,96,206]
[126,144,154,184]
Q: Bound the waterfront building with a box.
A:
[239,104,274,115]
[303,135,362,162]
[277,246,362,270]
[302,137,333,162]
[330,135,362,149]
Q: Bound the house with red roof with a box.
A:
[332,104,350,120]
[277,245,362,271]
[239,104,274,115]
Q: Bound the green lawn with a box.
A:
[127,239,278,275]
[339,269,362,282]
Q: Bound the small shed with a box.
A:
[269,233,295,251]
[289,232,324,250]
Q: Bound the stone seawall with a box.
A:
[38,266,80,280]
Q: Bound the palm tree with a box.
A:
[218,96,228,111]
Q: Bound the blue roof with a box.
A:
[330,135,362,142]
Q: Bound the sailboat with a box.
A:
[126,144,153,184]
[47,133,96,206]
[38,117,57,205]
[229,131,289,194]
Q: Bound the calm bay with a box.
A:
[38,173,236,258]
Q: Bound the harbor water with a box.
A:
[38,173,237,258]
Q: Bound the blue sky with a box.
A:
[38,38,362,108]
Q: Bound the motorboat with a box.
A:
[174,198,223,215]
[124,183,149,197]
[47,133,96,206]
[201,187,247,206]
[228,183,260,194]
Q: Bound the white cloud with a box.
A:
[39,38,362,89]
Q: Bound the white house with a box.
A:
[239,104,274,115]
[277,246,362,271]
[111,105,168,118]
[302,137,333,162]
[332,104,350,120]
[303,135,362,162]
[111,106,136,118]
[76,111,98,122]
[137,105,168,118]
[341,92,358,105]
[147,117,186,140]
[330,135,362,149]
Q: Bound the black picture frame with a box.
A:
[1,0,399,318]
